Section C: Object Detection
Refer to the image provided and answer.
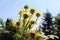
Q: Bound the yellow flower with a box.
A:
[30,30,36,33]
[24,5,29,9]
[30,33,35,36]
[30,8,35,14]
[28,30,36,37]
[36,13,40,17]
[35,32,41,37]
[23,14,29,19]
[18,10,25,16]
[16,21,20,26]
[29,20,36,24]
[35,12,42,17]
[29,30,40,37]
[13,20,21,27]
[26,30,35,33]
[26,30,41,37]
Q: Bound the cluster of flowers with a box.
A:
[12,5,42,40]
[0,5,59,40]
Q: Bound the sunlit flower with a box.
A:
[35,32,41,37]
[27,30,35,33]
[30,8,35,14]
[13,20,20,27]
[16,21,20,26]
[27,30,41,37]
[23,14,29,19]
[18,10,25,16]
[24,5,29,9]
[35,12,42,17]
[29,30,36,37]
[29,20,36,24]
[36,13,41,17]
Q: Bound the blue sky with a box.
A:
[0,0,60,29]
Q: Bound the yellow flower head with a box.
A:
[23,14,29,19]
[18,10,25,16]
[13,20,20,27]
[24,5,29,9]
[35,32,41,37]
[16,21,20,26]
[30,32,35,37]
[35,12,42,17]
[26,30,41,37]
[36,13,40,17]
[26,30,35,33]
[30,8,35,14]
[29,30,36,37]
[29,20,36,24]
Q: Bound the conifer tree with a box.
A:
[42,11,54,35]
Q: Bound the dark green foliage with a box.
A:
[55,14,60,26]
[55,14,60,34]
[0,18,5,30]
[42,12,54,35]
[0,18,18,40]
[6,18,18,34]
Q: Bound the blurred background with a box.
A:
[0,0,60,29]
